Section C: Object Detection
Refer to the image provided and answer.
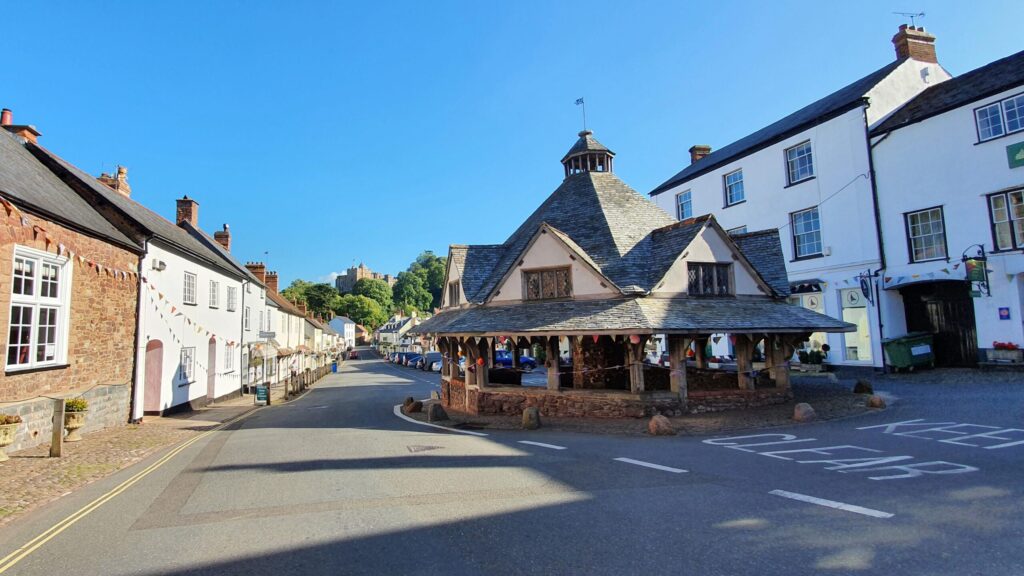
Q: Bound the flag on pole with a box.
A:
[575,98,584,105]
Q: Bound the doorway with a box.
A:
[900,281,978,366]
[143,340,163,413]
[207,337,217,400]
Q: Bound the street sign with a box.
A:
[259,331,276,339]
[255,385,269,405]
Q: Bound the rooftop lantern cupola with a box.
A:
[561,130,614,178]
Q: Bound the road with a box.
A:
[1,349,1022,575]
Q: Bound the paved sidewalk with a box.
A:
[0,391,270,528]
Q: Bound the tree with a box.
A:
[408,251,447,309]
[304,283,341,318]
[352,278,393,311]
[334,294,387,329]
[281,279,313,305]
[392,271,432,313]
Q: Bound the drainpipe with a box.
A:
[864,104,888,371]
[240,277,248,393]
[128,237,151,423]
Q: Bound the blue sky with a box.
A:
[3,1,1020,287]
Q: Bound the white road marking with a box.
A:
[518,440,567,450]
[614,457,687,473]
[769,489,894,519]
[392,404,488,437]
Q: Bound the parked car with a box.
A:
[420,352,442,370]
[394,352,411,365]
[429,361,442,372]
[349,350,360,359]
[494,350,537,371]
[405,354,422,367]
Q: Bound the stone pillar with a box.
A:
[735,334,754,390]
[668,335,690,403]
[546,336,560,391]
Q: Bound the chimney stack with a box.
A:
[97,165,132,197]
[176,196,198,227]
[0,109,41,144]
[689,145,712,165]
[214,224,231,252]
[892,25,937,63]
[297,302,307,315]
[244,262,266,284]
[265,271,279,294]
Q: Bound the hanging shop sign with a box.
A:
[1007,141,1024,169]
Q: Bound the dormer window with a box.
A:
[447,281,461,307]
[688,263,731,296]
[523,267,572,300]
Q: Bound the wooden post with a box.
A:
[735,334,754,390]
[546,336,560,391]
[628,340,645,394]
[510,336,520,370]
[50,398,64,457]
[694,337,708,369]
[452,338,464,380]
[570,336,584,388]
[465,339,477,386]
[487,337,496,369]
[477,338,490,388]
[668,335,690,403]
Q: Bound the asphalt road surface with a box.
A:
[1,349,1022,575]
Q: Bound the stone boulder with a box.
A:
[404,400,423,414]
[793,403,816,422]
[866,395,886,409]
[426,403,448,422]
[522,407,541,430]
[853,380,874,395]
[403,397,415,409]
[647,415,676,436]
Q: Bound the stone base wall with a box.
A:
[686,388,792,414]
[0,383,130,453]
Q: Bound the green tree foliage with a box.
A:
[334,294,388,329]
[352,277,393,311]
[280,279,313,305]
[392,271,433,313]
[304,283,341,318]
[407,251,447,309]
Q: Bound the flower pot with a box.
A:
[64,411,88,442]
[0,423,19,462]
[987,349,1023,363]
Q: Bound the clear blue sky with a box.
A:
[4,1,1020,287]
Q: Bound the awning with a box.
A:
[277,347,294,357]
[296,345,311,353]
[883,268,966,290]
[789,279,823,294]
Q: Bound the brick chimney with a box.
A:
[244,262,266,284]
[265,271,279,293]
[0,109,41,144]
[892,25,937,63]
[297,302,307,315]
[689,145,712,165]
[214,224,231,252]
[176,196,198,227]
[97,166,132,198]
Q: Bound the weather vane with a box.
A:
[893,11,925,27]
[575,97,587,131]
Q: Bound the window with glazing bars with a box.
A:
[687,263,731,296]
[523,267,572,300]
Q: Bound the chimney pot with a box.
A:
[892,24,937,63]
[265,271,279,294]
[214,223,231,252]
[176,196,199,228]
[0,109,11,126]
[244,262,267,284]
[97,165,132,197]
[688,145,712,165]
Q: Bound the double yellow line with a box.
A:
[0,409,256,574]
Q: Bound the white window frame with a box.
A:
[183,272,197,305]
[227,286,238,312]
[989,189,1024,251]
[905,206,947,262]
[179,347,195,382]
[6,245,72,371]
[258,310,264,332]
[676,189,692,220]
[723,169,745,206]
[224,343,235,372]
[791,207,823,259]
[209,280,220,309]
[244,306,251,331]
[785,141,815,185]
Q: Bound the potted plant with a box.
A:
[0,414,22,462]
[988,341,1022,363]
[63,398,89,442]
[796,349,825,372]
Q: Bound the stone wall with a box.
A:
[686,388,792,414]
[0,209,140,403]
[0,383,130,452]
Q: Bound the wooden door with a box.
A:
[207,337,217,400]
[901,281,978,367]
[143,340,163,412]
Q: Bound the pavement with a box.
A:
[0,349,1022,575]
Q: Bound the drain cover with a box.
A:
[407,445,443,453]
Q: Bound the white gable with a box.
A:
[491,230,617,302]
[653,225,766,296]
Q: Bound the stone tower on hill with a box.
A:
[335,262,396,293]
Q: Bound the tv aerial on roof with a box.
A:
[893,11,925,27]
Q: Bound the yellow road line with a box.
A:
[0,408,257,574]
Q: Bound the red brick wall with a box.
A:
[0,209,139,402]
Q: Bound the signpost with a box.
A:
[255,385,269,405]
[258,331,275,403]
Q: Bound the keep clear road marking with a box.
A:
[518,440,567,450]
[614,457,687,474]
[769,489,894,519]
